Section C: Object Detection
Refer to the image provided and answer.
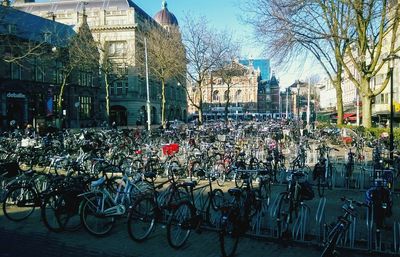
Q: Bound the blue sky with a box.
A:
[134,0,261,58]
[133,0,320,87]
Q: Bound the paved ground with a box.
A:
[1,179,398,257]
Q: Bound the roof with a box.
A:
[13,0,155,23]
[0,5,75,46]
[153,1,178,26]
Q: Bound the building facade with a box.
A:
[188,59,283,120]
[0,5,102,130]
[14,0,187,126]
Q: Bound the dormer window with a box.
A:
[43,32,52,43]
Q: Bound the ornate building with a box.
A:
[14,0,187,126]
[188,60,264,120]
[258,74,280,116]
[0,4,101,129]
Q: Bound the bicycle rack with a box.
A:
[366,205,374,251]
[315,197,327,242]
[268,193,282,238]
[394,221,400,253]
[291,203,310,241]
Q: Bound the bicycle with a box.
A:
[320,197,367,257]
[314,145,338,197]
[127,170,189,242]
[166,169,225,249]
[276,169,314,239]
[79,168,151,237]
[218,176,261,257]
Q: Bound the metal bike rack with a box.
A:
[291,203,310,241]
[394,221,400,253]
[268,193,282,238]
[315,197,327,242]
[366,205,374,251]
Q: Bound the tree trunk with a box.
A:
[362,95,372,128]
[161,79,166,128]
[105,75,110,124]
[335,81,344,126]
[198,89,203,124]
[57,76,67,119]
[224,86,230,123]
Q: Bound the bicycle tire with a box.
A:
[258,180,271,209]
[2,185,38,222]
[56,190,83,232]
[320,228,341,257]
[80,194,115,237]
[211,188,225,211]
[318,176,325,197]
[276,192,291,236]
[219,210,240,257]
[235,170,244,188]
[214,163,226,186]
[41,192,63,232]
[167,200,195,249]
[127,196,156,242]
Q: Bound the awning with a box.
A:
[334,113,357,119]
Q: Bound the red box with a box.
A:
[162,143,179,156]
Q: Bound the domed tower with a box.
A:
[154,0,178,30]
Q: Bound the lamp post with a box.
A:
[296,81,300,121]
[384,54,399,161]
[144,37,151,131]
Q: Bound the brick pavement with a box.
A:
[1,180,395,257]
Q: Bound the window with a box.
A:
[79,96,92,119]
[11,63,21,79]
[108,41,126,56]
[116,81,123,95]
[125,82,128,95]
[212,90,219,101]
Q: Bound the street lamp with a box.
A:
[384,54,400,160]
[297,81,300,121]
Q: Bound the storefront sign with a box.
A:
[7,92,26,98]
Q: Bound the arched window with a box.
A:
[235,90,242,101]
[212,90,219,101]
[224,90,229,101]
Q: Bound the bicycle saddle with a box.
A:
[91,177,106,187]
[180,181,197,188]
[144,172,156,179]
[228,188,242,197]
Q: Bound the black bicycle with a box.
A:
[320,197,367,257]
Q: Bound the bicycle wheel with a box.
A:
[219,210,240,257]
[214,163,226,187]
[211,188,225,211]
[276,192,291,236]
[127,196,156,242]
[320,228,341,257]
[56,190,82,232]
[167,200,195,249]
[234,170,244,188]
[80,194,115,237]
[258,180,271,209]
[2,185,38,221]
[41,192,63,232]
[317,176,325,197]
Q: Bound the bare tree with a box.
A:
[243,0,400,128]
[242,0,353,125]
[181,16,240,124]
[213,59,245,123]
[99,41,128,124]
[136,23,186,127]
[53,17,99,122]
